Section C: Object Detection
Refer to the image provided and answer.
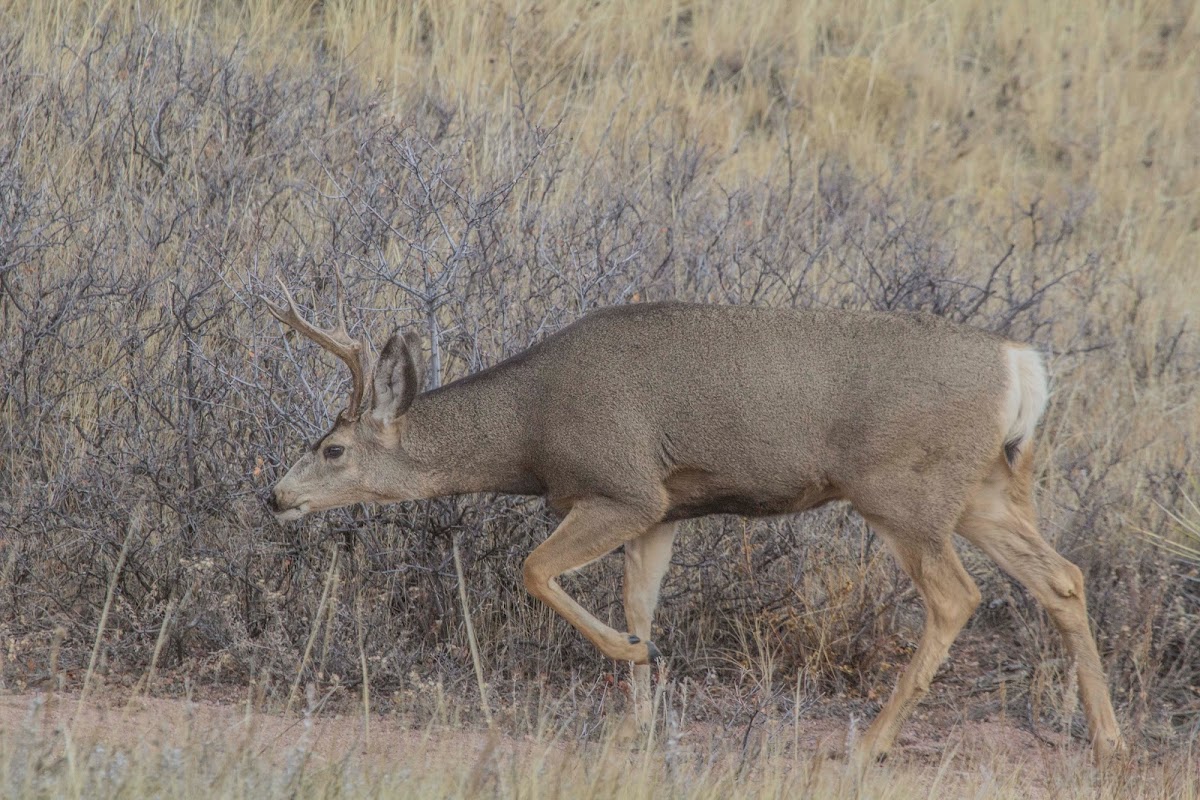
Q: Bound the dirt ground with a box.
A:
[0,687,1079,776]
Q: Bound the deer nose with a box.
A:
[266,489,282,514]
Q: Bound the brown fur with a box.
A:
[267,300,1122,764]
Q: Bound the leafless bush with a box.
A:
[0,24,1195,741]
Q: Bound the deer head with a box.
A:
[263,275,426,521]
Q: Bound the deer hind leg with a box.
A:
[956,455,1123,756]
[523,499,663,665]
[623,522,676,723]
[856,524,981,768]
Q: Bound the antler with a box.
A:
[264,272,371,419]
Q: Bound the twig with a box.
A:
[76,507,138,717]
[287,543,340,715]
[453,534,492,727]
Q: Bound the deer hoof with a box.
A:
[623,634,662,664]
[1092,734,1127,764]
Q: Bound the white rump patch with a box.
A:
[1003,346,1049,456]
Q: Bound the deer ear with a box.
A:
[371,330,424,424]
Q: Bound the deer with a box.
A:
[262,274,1123,767]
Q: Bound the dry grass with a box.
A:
[0,0,1198,795]
[1,689,1197,799]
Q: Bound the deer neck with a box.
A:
[400,368,539,499]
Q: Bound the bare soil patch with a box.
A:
[0,688,1074,776]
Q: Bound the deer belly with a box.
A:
[662,469,838,521]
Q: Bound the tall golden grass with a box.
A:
[13,0,1199,288]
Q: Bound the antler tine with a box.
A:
[264,273,371,419]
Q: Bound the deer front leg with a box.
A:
[624,522,676,722]
[523,500,663,665]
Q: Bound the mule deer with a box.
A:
[263,276,1123,764]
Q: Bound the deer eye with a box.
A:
[322,445,345,460]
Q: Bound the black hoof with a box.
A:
[645,641,663,663]
[627,634,641,644]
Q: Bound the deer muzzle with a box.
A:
[268,484,307,522]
